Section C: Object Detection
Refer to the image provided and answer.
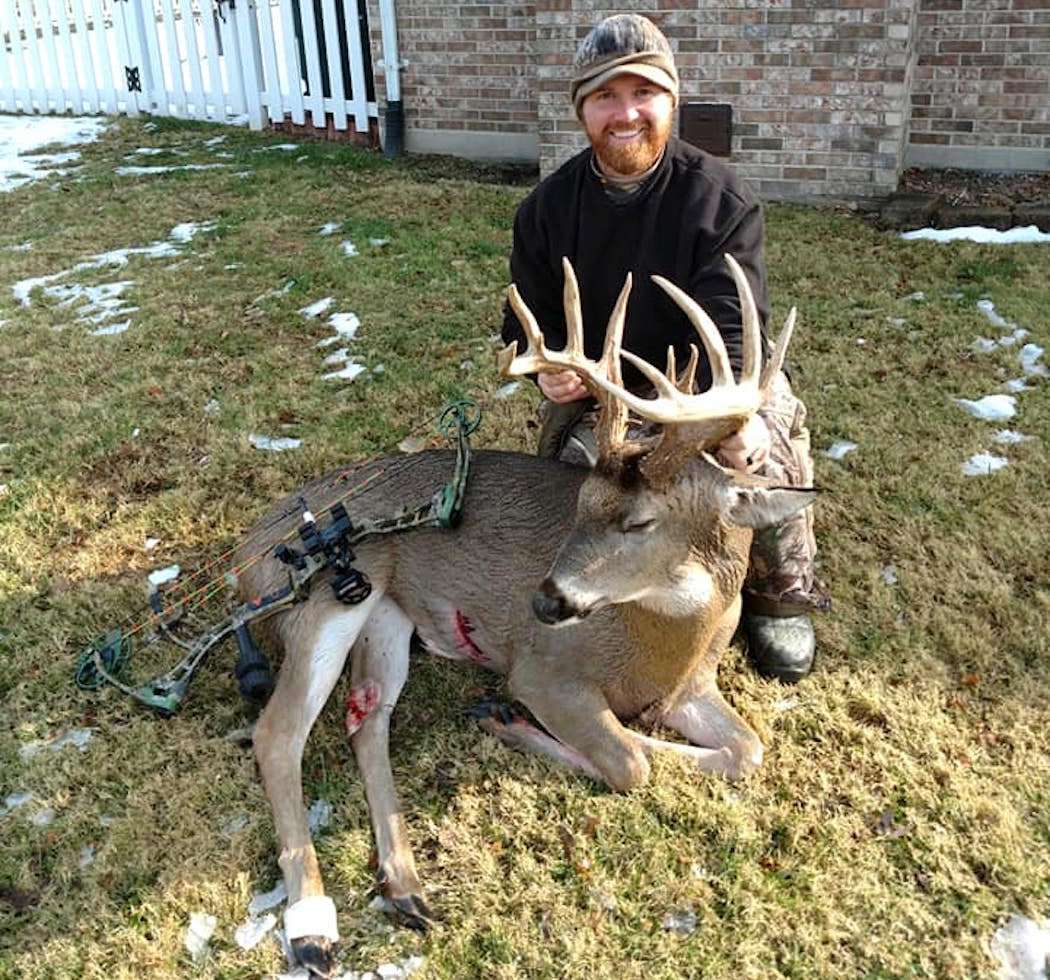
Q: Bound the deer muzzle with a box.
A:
[532,580,594,626]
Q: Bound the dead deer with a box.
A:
[236,254,814,977]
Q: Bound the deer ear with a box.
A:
[725,486,818,530]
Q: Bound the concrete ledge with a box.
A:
[403,128,539,164]
[905,144,1050,174]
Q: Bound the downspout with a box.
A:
[378,0,404,158]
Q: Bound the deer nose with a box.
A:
[532,582,572,625]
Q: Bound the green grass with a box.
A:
[1,116,1048,979]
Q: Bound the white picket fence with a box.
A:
[0,0,378,133]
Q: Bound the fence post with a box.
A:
[121,0,159,113]
[109,0,151,115]
[231,0,266,129]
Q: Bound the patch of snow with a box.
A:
[4,242,33,252]
[221,813,249,835]
[250,434,302,452]
[902,225,1050,245]
[962,453,1009,477]
[307,798,333,832]
[369,237,390,247]
[885,317,907,327]
[993,430,1033,445]
[148,565,181,587]
[319,222,340,236]
[203,399,220,416]
[91,320,132,337]
[823,440,858,461]
[299,296,335,318]
[254,279,296,304]
[1004,378,1032,394]
[977,299,1015,330]
[13,223,215,310]
[1019,343,1048,378]
[132,147,173,156]
[495,381,521,399]
[144,537,160,551]
[973,337,998,354]
[20,728,95,760]
[78,845,96,869]
[31,807,56,827]
[0,115,107,192]
[327,312,360,339]
[773,696,800,712]
[249,880,288,916]
[256,143,300,152]
[340,240,359,258]
[203,135,227,147]
[184,911,217,964]
[114,164,226,176]
[323,348,351,365]
[990,913,1050,980]
[324,359,367,382]
[235,913,277,950]
[234,170,253,178]
[2,791,34,815]
[662,907,697,934]
[881,564,899,585]
[904,291,926,302]
[955,395,1017,421]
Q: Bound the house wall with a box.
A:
[908,0,1050,172]
[367,0,1050,197]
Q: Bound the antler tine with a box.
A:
[594,272,632,454]
[651,275,733,386]
[760,306,795,393]
[723,253,762,386]
[680,344,699,393]
[561,257,585,360]
[665,345,677,385]
[498,283,553,377]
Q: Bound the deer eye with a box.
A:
[623,518,656,534]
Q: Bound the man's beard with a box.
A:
[592,117,671,177]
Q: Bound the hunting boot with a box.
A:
[742,612,816,685]
[536,399,597,466]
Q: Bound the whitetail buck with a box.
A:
[237,255,814,976]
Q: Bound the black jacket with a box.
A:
[501,137,769,393]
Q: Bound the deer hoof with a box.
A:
[291,936,338,978]
[389,892,436,932]
[466,699,523,726]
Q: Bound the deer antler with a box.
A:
[499,257,633,457]
[499,255,796,480]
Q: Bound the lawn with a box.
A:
[0,116,1047,980]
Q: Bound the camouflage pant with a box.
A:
[536,371,830,618]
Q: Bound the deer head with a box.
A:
[500,256,816,625]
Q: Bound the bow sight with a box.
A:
[76,400,480,715]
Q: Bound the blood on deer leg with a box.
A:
[348,598,434,931]
[253,593,384,976]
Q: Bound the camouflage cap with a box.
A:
[570,14,679,115]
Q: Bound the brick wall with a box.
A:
[908,0,1050,171]
[366,0,538,159]
[367,0,1048,197]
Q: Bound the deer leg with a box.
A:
[658,685,764,779]
[347,598,433,931]
[253,593,384,978]
[656,597,764,778]
[468,701,604,781]
[508,658,651,792]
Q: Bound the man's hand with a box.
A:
[716,414,771,472]
[538,369,589,404]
